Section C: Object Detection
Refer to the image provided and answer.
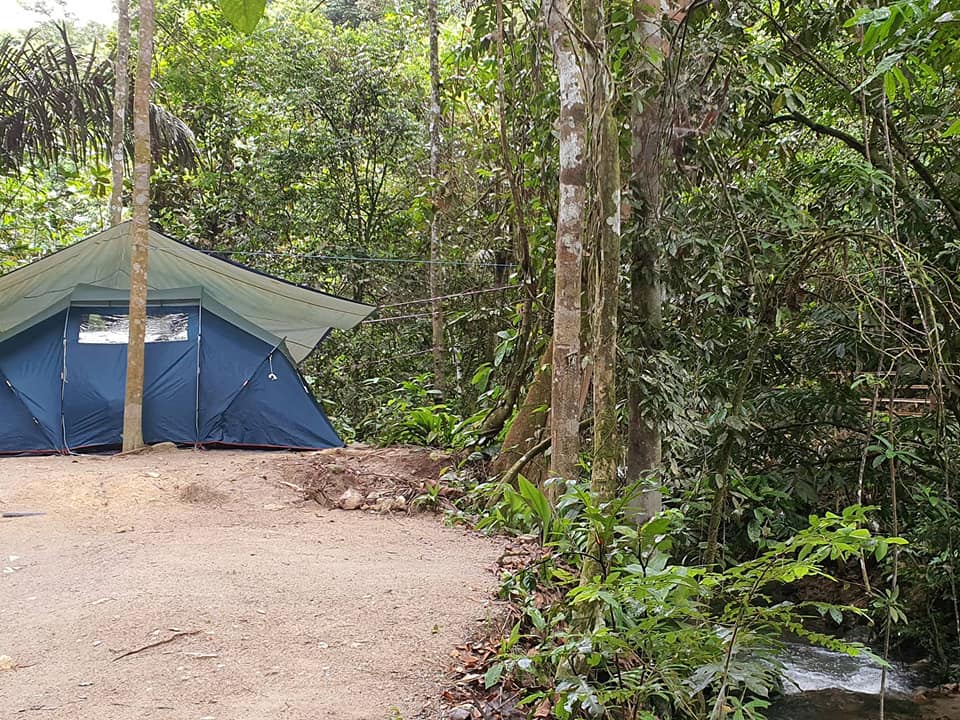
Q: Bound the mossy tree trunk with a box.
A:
[427,0,445,390]
[122,0,154,452]
[492,341,553,490]
[626,0,666,520]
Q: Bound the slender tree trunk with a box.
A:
[544,0,587,495]
[109,0,130,226]
[626,0,665,520]
[427,0,444,389]
[576,0,622,594]
[121,0,154,452]
[492,341,553,489]
[584,0,621,507]
[494,0,532,284]
[478,297,534,438]
[704,331,763,565]
[476,0,538,439]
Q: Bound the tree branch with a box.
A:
[763,108,960,236]
[763,112,867,157]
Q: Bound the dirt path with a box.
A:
[0,449,502,720]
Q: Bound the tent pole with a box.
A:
[195,299,202,448]
[60,308,71,454]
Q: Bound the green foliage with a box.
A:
[0,163,106,263]
[380,404,471,447]
[481,474,555,543]
[219,0,267,33]
[471,477,902,719]
[354,374,479,448]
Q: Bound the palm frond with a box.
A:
[149,102,196,168]
[0,24,196,171]
[0,28,112,169]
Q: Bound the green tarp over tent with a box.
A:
[0,222,374,362]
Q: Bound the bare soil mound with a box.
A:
[290,445,455,511]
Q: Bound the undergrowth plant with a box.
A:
[468,478,905,719]
[357,374,481,448]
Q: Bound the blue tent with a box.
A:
[0,223,375,453]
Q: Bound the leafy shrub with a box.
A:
[357,374,479,448]
[469,479,903,719]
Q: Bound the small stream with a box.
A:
[766,643,959,720]
[779,642,915,695]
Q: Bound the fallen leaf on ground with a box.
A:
[533,697,551,717]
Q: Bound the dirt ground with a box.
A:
[0,447,503,720]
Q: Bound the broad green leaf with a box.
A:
[944,118,960,137]
[517,474,552,531]
[892,66,911,99]
[484,661,504,689]
[526,606,547,631]
[884,71,898,102]
[876,540,889,560]
[219,0,266,34]
[862,23,881,53]
[845,6,891,27]
[470,363,492,391]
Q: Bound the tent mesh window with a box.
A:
[78,312,189,344]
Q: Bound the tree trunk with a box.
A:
[543,0,587,495]
[584,0,621,509]
[109,0,130,226]
[704,332,763,565]
[121,0,154,453]
[492,341,553,490]
[476,0,538,440]
[427,0,444,390]
[626,0,665,520]
[478,297,534,438]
